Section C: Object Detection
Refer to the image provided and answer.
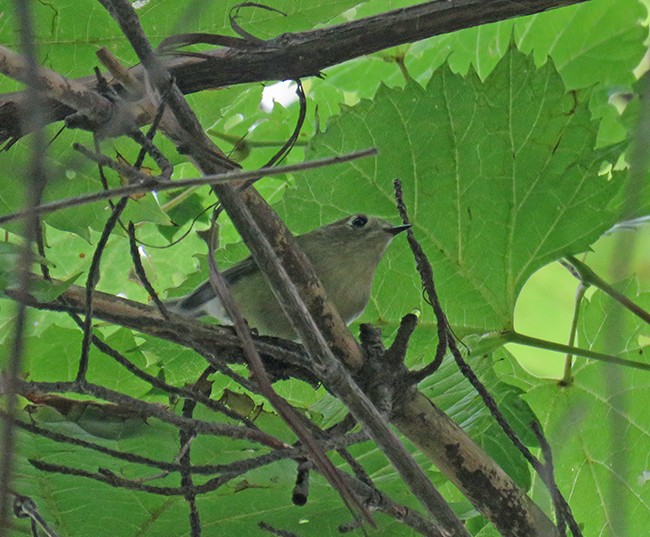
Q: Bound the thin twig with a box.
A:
[127,222,170,318]
[75,196,129,382]
[75,142,165,186]
[132,86,173,177]
[0,148,377,225]
[257,79,305,169]
[28,460,231,496]
[393,181,583,535]
[4,410,366,476]
[66,311,260,426]
[15,378,285,448]
[531,422,582,537]
[258,521,300,537]
[179,395,200,537]
[393,179,447,381]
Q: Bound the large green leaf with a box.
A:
[516,0,646,90]
[282,47,623,334]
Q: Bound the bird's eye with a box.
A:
[349,214,368,229]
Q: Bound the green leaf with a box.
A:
[0,242,56,294]
[283,47,624,334]
[27,272,82,303]
[516,0,647,90]
[498,284,650,535]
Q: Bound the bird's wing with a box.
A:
[167,279,215,315]
[167,256,259,317]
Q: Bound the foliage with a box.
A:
[0,0,649,536]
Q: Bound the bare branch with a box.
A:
[11,377,285,448]
[5,280,317,382]
[0,0,587,144]
[392,393,561,537]
[0,148,376,225]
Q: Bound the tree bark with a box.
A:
[393,393,559,537]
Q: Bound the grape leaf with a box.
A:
[282,47,624,335]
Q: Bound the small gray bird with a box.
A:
[167,214,411,340]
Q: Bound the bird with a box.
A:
[166,213,411,340]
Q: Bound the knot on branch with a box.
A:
[356,313,419,417]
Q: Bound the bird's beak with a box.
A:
[386,223,412,236]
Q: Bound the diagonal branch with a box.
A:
[96,0,472,533]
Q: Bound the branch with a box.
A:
[0,45,113,128]
[169,0,588,91]
[11,377,284,449]
[0,0,587,144]
[391,393,561,537]
[0,147,376,225]
[5,280,316,382]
